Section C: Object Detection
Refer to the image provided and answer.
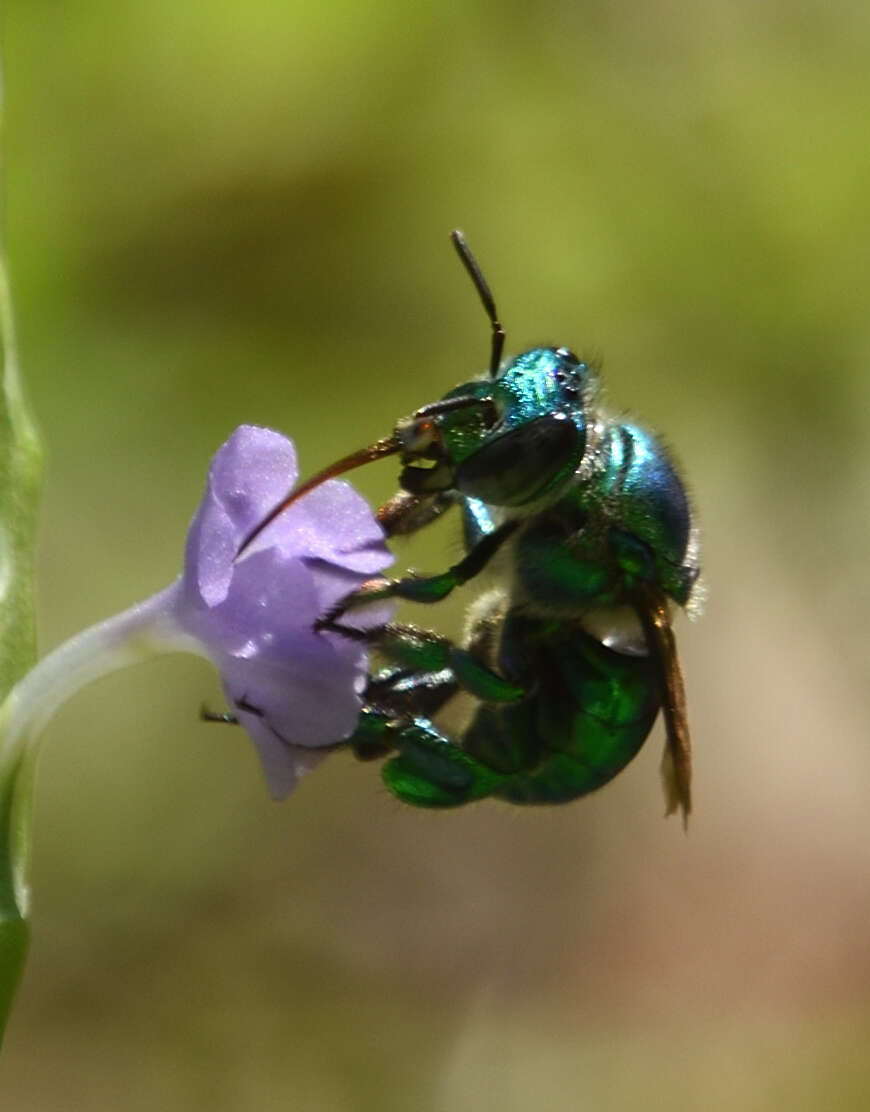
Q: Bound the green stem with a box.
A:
[0,51,44,1046]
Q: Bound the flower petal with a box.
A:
[177,425,397,797]
[220,633,365,749]
[196,550,322,657]
[303,560,395,632]
[277,479,397,574]
[232,698,333,800]
[184,426,299,606]
[208,425,299,534]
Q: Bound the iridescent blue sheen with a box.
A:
[461,495,497,549]
[593,423,696,604]
[339,334,698,813]
[495,347,590,429]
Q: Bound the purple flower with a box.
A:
[1,424,393,807]
[176,425,393,798]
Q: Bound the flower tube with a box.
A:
[0,425,394,823]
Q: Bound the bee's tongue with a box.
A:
[235,434,401,557]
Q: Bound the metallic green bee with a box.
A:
[246,232,700,822]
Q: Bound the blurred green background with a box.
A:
[3,2,870,1108]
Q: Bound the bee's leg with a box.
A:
[318,518,520,625]
[364,662,460,723]
[381,716,505,808]
[198,694,266,727]
[343,704,400,762]
[403,623,528,704]
[377,490,456,538]
[347,705,504,807]
[352,623,527,705]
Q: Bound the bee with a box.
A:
[243,232,700,822]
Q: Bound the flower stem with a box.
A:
[0,579,203,917]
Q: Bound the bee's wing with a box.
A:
[635,585,692,827]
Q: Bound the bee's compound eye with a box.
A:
[456,413,584,506]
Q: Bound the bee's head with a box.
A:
[397,346,591,507]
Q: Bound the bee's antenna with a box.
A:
[450,229,505,378]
